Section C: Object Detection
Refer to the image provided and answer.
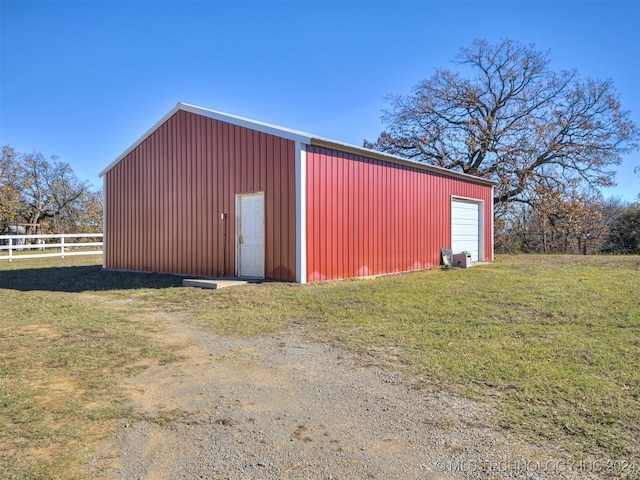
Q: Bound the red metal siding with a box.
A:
[306,146,493,282]
[105,110,296,281]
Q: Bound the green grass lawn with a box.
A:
[0,257,183,480]
[1,255,639,478]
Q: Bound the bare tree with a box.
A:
[55,188,103,233]
[0,145,25,233]
[497,182,607,254]
[19,151,89,233]
[366,39,639,207]
[1,146,104,235]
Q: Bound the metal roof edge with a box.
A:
[101,102,496,187]
[309,137,498,186]
[178,103,313,144]
[99,103,183,177]
[100,102,313,177]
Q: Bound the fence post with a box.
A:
[8,237,13,262]
[60,236,65,258]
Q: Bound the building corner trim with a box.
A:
[491,186,495,261]
[295,142,307,284]
[102,175,107,269]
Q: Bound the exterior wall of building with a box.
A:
[104,109,297,281]
[305,145,493,282]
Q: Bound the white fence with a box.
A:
[0,233,103,262]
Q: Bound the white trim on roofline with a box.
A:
[180,103,313,145]
[100,103,181,177]
[308,137,496,186]
[99,102,313,177]
[100,102,497,187]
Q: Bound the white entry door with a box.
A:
[451,197,482,262]
[237,193,265,278]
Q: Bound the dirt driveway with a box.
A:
[88,312,594,480]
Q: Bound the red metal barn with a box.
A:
[100,103,495,283]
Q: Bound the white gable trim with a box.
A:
[100,103,182,177]
[99,102,313,177]
[179,103,312,145]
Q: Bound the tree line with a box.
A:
[0,145,102,235]
[495,194,640,255]
[2,39,639,254]
[366,38,640,255]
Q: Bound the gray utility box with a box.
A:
[453,253,472,268]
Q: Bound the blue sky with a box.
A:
[1,0,639,201]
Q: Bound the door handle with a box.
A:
[239,235,244,244]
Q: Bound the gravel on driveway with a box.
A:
[87,313,595,480]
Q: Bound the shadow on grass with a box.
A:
[0,265,186,292]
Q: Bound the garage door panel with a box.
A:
[452,198,481,261]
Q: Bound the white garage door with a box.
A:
[451,198,481,261]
